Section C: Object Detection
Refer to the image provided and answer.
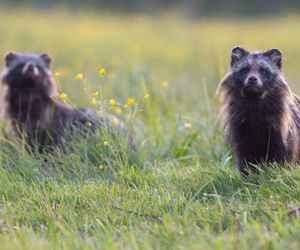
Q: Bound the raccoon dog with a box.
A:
[217,47,300,175]
[0,52,112,152]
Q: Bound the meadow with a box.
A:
[0,8,299,249]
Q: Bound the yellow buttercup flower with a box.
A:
[161,80,168,89]
[103,141,108,146]
[123,97,135,108]
[76,73,83,80]
[91,98,97,105]
[54,72,61,77]
[59,93,67,101]
[114,107,122,114]
[109,99,116,105]
[127,98,135,105]
[91,91,99,97]
[99,68,106,76]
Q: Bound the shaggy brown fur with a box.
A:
[217,47,300,175]
[0,52,119,152]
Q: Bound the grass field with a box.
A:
[0,8,299,250]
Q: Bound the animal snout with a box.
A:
[22,63,39,77]
[245,75,262,88]
[247,76,258,85]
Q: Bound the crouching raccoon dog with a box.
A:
[217,47,300,175]
[0,52,124,152]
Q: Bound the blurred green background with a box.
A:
[1,1,300,110]
[1,0,300,117]
[2,0,300,16]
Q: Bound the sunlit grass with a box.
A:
[0,8,299,250]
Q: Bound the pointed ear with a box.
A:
[263,48,282,69]
[40,53,51,68]
[4,52,17,67]
[231,46,249,67]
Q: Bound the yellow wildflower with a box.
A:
[54,72,61,77]
[114,107,122,114]
[109,99,116,105]
[59,93,67,101]
[123,97,135,108]
[103,141,108,146]
[144,93,150,98]
[127,98,135,105]
[76,73,83,80]
[91,91,99,97]
[161,80,168,89]
[91,98,97,105]
[99,68,106,76]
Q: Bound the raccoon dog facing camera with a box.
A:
[0,52,120,152]
[217,47,300,175]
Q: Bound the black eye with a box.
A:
[240,67,250,75]
[37,65,45,72]
[16,63,25,69]
[260,68,270,76]
[10,64,25,73]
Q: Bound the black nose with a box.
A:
[27,64,34,72]
[22,63,39,77]
[248,76,258,85]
